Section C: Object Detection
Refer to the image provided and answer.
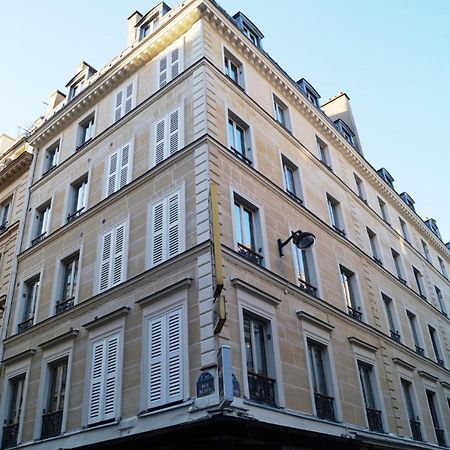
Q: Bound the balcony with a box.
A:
[55,297,75,315]
[332,225,346,237]
[314,393,335,421]
[286,189,303,205]
[435,428,446,447]
[409,419,422,441]
[366,408,384,433]
[237,243,263,266]
[229,146,252,166]
[415,345,425,356]
[17,317,33,333]
[1,423,18,449]
[41,410,63,440]
[0,222,8,233]
[390,330,401,343]
[31,232,47,246]
[298,278,318,298]
[373,257,383,267]
[347,305,362,321]
[436,358,445,368]
[67,207,84,223]
[398,276,407,285]
[247,371,276,406]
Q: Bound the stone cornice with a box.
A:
[83,306,130,330]
[136,278,192,307]
[2,348,36,365]
[0,151,32,188]
[392,357,415,372]
[418,370,439,383]
[38,328,79,349]
[348,336,378,353]
[231,278,281,305]
[297,311,334,332]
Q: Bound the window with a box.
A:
[421,240,431,262]
[113,81,134,123]
[224,49,244,88]
[401,379,422,441]
[438,256,448,279]
[139,16,159,40]
[273,95,290,130]
[293,245,318,297]
[243,313,276,405]
[412,266,426,299]
[106,143,132,196]
[327,194,345,236]
[69,81,82,101]
[307,340,336,421]
[149,188,184,268]
[391,249,405,284]
[2,374,25,449]
[298,79,320,107]
[98,222,128,292]
[243,25,260,46]
[316,137,331,169]
[406,310,424,356]
[18,276,40,333]
[158,42,182,89]
[435,286,447,316]
[282,156,303,204]
[382,294,400,342]
[68,175,88,222]
[56,253,79,314]
[0,198,11,231]
[357,362,384,432]
[153,107,183,166]
[367,228,382,265]
[77,113,95,149]
[377,197,390,224]
[399,218,410,242]
[227,112,252,165]
[43,141,60,175]
[339,266,362,321]
[233,196,263,266]
[87,332,121,425]
[32,201,51,245]
[426,390,446,447]
[354,174,366,202]
[428,325,444,367]
[41,358,68,439]
[334,119,356,147]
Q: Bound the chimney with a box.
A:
[46,90,67,116]
[0,134,15,155]
[127,11,143,46]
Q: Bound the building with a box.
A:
[1,1,450,449]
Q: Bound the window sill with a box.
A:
[84,418,120,430]
[138,399,193,418]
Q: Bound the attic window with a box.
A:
[69,81,83,101]
[377,168,395,190]
[297,79,320,107]
[334,119,355,147]
[400,192,415,211]
[243,25,259,46]
[140,16,159,40]
[233,12,264,49]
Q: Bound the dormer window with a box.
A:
[334,119,356,147]
[400,192,415,211]
[243,26,259,46]
[69,81,83,101]
[139,16,159,40]
[297,79,320,107]
[377,168,395,190]
[233,12,264,49]
[66,62,97,102]
[425,218,442,240]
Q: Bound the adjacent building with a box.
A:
[1,1,449,449]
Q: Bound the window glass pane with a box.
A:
[284,165,296,194]
[308,343,327,395]
[358,363,376,408]
[253,321,267,374]
[242,207,254,250]
[235,125,245,155]
[228,120,235,149]
[233,202,242,244]
[244,317,254,372]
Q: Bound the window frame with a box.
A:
[399,217,410,243]
[291,234,319,297]
[0,196,12,230]
[339,264,364,321]
[17,274,41,333]
[381,293,401,342]
[281,154,303,204]
[391,248,406,284]
[316,136,332,170]
[223,47,245,89]
[400,377,423,441]
[77,112,96,149]
[272,93,291,131]
[326,194,345,236]
[157,38,184,90]
[354,173,367,202]
[42,140,61,176]
[227,110,254,165]
[112,78,136,124]
[412,266,427,299]
[367,227,382,264]
[377,197,390,224]
[67,173,89,223]
[406,309,425,356]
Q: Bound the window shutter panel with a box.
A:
[148,316,165,408]
[103,334,119,420]
[159,56,168,88]
[107,152,118,196]
[99,231,112,292]
[42,206,51,234]
[124,83,133,114]
[76,181,87,211]
[88,340,106,424]
[167,191,181,258]
[112,224,126,286]
[154,119,166,166]
[118,144,130,189]
[170,47,180,79]
[150,201,165,267]
[168,109,180,156]
[114,91,123,122]
[167,309,183,402]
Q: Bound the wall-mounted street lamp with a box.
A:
[278,230,316,256]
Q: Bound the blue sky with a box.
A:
[0,0,449,242]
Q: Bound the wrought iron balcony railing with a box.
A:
[347,305,362,321]
[247,371,276,406]
[41,409,63,440]
[398,276,407,285]
[298,277,318,298]
[0,222,8,233]
[55,297,75,315]
[31,232,47,246]
[229,147,252,166]
[67,207,85,223]
[1,423,18,449]
[237,243,263,266]
[373,257,383,266]
[409,419,422,441]
[332,225,346,237]
[414,345,425,356]
[435,428,446,447]
[314,392,335,421]
[366,408,384,433]
[436,358,445,368]
[286,189,303,205]
[390,330,401,343]
[17,317,34,333]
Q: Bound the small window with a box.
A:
[391,249,406,284]
[382,294,400,342]
[32,201,51,245]
[367,227,382,265]
[426,390,446,446]
[293,243,317,297]
[399,218,410,242]
[438,256,448,279]
[307,340,336,421]
[77,113,95,149]
[233,195,263,266]
[105,143,133,197]
[339,265,362,321]
[412,266,426,299]
[153,107,183,167]
[227,112,252,165]
[334,119,356,147]
[298,79,321,107]
[56,253,79,315]
[377,197,390,224]
[401,379,423,441]
[3,374,26,448]
[18,276,40,333]
[224,49,244,89]
[428,326,444,367]
[273,95,290,131]
[113,81,135,123]
[316,137,331,170]
[242,25,260,47]
[139,16,159,40]
[421,240,431,262]
[69,81,83,101]
[354,174,367,202]
[281,155,303,204]
[0,198,11,231]
[327,194,345,236]
[43,141,60,175]
[406,310,424,356]
[435,286,447,316]
[67,175,88,223]
[41,358,68,439]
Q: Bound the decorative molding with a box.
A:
[2,348,36,365]
[418,370,439,383]
[392,357,415,372]
[440,380,450,390]
[38,328,79,350]
[296,311,334,332]
[136,278,192,307]
[348,336,378,353]
[231,278,281,306]
[83,306,130,330]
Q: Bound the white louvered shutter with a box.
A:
[114,91,123,122]
[148,316,165,408]
[170,47,180,79]
[88,339,106,424]
[112,223,126,286]
[159,56,168,88]
[167,191,181,258]
[167,309,183,402]
[151,201,165,267]
[99,231,112,292]
[103,334,119,420]
[41,206,51,234]
[118,144,130,189]
[124,83,133,114]
[107,152,118,196]
[76,181,87,211]
[168,109,180,156]
[154,119,166,166]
